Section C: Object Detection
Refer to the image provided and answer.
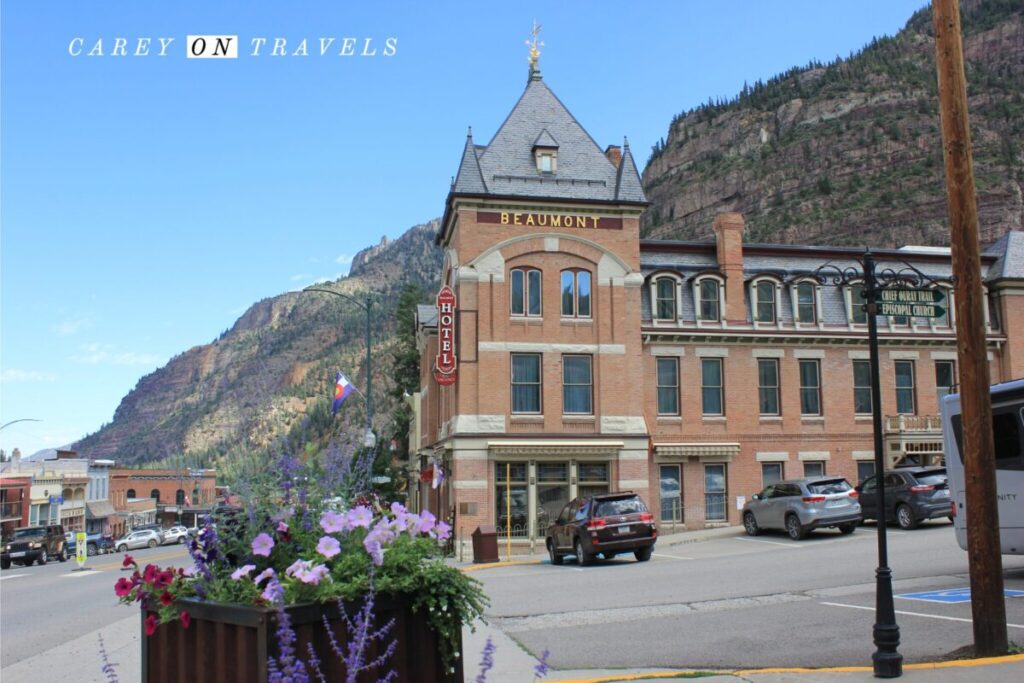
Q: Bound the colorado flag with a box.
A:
[332,371,355,415]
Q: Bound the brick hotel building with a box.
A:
[408,63,1024,550]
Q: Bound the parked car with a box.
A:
[161,526,190,545]
[1,524,68,568]
[66,532,115,557]
[115,529,164,552]
[743,477,860,540]
[856,467,951,530]
[545,491,657,565]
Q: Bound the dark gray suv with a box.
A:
[856,467,950,529]
[743,477,860,540]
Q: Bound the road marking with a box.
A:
[653,552,695,560]
[60,570,100,578]
[94,547,190,571]
[0,573,29,581]
[734,537,803,548]
[897,587,1024,604]
[820,601,1024,629]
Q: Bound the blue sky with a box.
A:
[0,0,928,458]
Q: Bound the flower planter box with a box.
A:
[141,596,462,683]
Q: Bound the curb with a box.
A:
[460,559,542,572]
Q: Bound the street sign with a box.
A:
[49,495,64,505]
[878,288,946,318]
[75,531,87,568]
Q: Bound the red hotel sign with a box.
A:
[434,285,457,386]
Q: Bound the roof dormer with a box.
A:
[533,129,559,174]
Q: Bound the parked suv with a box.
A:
[856,467,951,530]
[115,529,164,552]
[545,492,657,565]
[1,524,68,568]
[743,477,860,540]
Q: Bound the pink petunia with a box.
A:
[316,536,341,559]
[231,564,257,581]
[348,505,373,529]
[251,532,275,557]
[418,510,437,534]
[253,567,276,586]
[434,521,452,541]
[180,610,191,629]
[299,564,330,586]
[285,559,311,577]
[114,577,133,598]
[319,510,348,534]
[144,614,158,636]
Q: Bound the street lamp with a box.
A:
[303,286,375,443]
[0,418,42,431]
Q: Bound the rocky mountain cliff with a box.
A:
[642,0,1024,247]
[73,220,442,467]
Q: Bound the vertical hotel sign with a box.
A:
[434,285,457,386]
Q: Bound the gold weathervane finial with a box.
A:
[526,20,543,67]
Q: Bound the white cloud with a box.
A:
[0,369,57,383]
[71,343,163,367]
[335,253,354,265]
[53,317,90,336]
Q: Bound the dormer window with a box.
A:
[751,279,778,324]
[533,129,559,175]
[536,151,555,174]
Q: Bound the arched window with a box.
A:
[654,277,677,321]
[176,489,186,505]
[126,488,136,499]
[751,279,778,324]
[510,268,542,317]
[150,489,160,502]
[846,282,868,325]
[794,281,818,324]
[694,276,723,322]
[560,269,591,318]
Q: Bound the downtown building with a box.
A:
[408,63,1024,551]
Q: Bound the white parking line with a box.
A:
[734,537,803,549]
[60,570,100,578]
[0,573,29,581]
[820,601,1024,629]
[653,552,695,560]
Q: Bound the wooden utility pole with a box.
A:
[931,0,1007,655]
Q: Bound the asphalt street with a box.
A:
[473,521,1024,670]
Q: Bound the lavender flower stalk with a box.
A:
[98,633,119,683]
[267,607,309,683]
[533,648,551,680]
[475,636,496,683]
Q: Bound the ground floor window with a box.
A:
[803,461,825,478]
[659,464,682,523]
[761,462,783,486]
[536,462,570,532]
[704,464,727,521]
[577,462,610,499]
[495,462,528,538]
[857,461,875,485]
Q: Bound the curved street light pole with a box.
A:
[0,418,43,432]
[304,287,374,446]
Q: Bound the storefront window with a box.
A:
[577,462,609,499]
[659,464,681,523]
[705,464,727,521]
[495,463,528,538]
[536,463,569,533]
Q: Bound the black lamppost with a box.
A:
[303,287,375,448]
[815,251,948,678]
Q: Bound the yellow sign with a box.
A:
[75,531,87,568]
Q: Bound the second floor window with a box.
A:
[701,358,724,415]
[758,359,780,415]
[511,268,542,317]
[895,360,916,414]
[753,281,776,323]
[655,277,676,321]
[657,357,680,415]
[850,284,867,324]
[796,282,817,323]
[853,360,872,415]
[561,270,592,318]
[511,353,542,413]
[935,360,956,405]
[698,279,721,322]
[799,360,822,416]
[563,355,593,414]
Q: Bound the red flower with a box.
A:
[179,611,191,630]
[114,578,133,598]
[122,554,135,568]
[144,614,158,636]
[143,564,159,584]
[159,591,174,606]
[154,570,174,590]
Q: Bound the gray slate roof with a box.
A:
[416,304,438,328]
[451,69,646,203]
[985,230,1024,279]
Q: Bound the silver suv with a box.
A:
[742,477,860,540]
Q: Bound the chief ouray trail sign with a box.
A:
[434,285,457,386]
[877,288,947,318]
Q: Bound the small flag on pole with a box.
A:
[332,371,355,415]
[431,457,445,490]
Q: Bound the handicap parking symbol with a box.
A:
[897,587,1024,604]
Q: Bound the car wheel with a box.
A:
[547,541,563,566]
[178,536,186,544]
[896,504,918,530]
[87,544,97,557]
[117,545,127,553]
[838,523,857,535]
[743,512,761,536]
[634,546,653,562]
[1,559,9,570]
[59,547,68,562]
[785,514,806,541]
[947,515,955,523]
[148,539,157,548]
[37,550,48,566]
[574,539,593,566]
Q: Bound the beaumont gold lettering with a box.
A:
[550,215,561,227]
[513,214,521,225]
[592,217,600,228]
[486,212,612,229]
[526,214,535,226]
[501,212,509,225]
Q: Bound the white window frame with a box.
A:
[844,280,868,327]
[750,277,781,326]
[693,274,725,326]
[928,283,955,331]
[650,274,682,323]
[791,278,822,328]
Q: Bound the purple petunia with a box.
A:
[252,532,275,557]
[262,578,284,604]
[231,564,257,580]
[348,505,373,529]
[363,537,384,566]
[418,510,437,534]
[254,567,277,586]
[316,536,341,559]
[319,510,348,534]
[434,521,452,541]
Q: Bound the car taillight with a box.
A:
[639,512,654,523]
[950,500,957,518]
[910,485,934,492]
[801,496,826,503]
[587,519,606,530]
[848,491,859,499]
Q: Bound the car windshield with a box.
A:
[913,470,947,486]
[594,497,647,517]
[12,528,42,539]
[806,479,852,495]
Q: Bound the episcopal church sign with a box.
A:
[434,285,457,386]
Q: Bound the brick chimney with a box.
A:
[713,212,746,324]
[604,145,622,168]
